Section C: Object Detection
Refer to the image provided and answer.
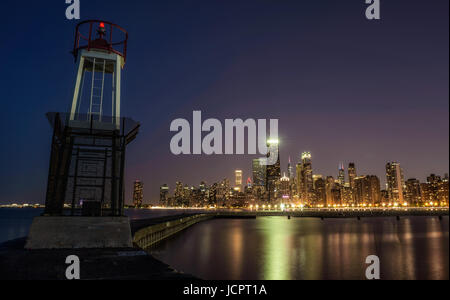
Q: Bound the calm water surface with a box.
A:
[2,209,448,280]
[0,208,43,244]
[150,216,449,280]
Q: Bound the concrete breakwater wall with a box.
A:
[133,214,213,249]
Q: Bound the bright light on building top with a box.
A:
[301,152,311,160]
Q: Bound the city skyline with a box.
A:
[152,153,447,192]
[150,148,448,207]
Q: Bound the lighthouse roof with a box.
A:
[73,20,128,64]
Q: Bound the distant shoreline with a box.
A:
[1,206,448,217]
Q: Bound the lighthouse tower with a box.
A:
[69,20,128,128]
[26,21,139,249]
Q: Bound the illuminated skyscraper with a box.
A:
[184,184,192,206]
[427,174,441,202]
[354,176,366,205]
[209,183,218,207]
[423,174,449,206]
[341,183,353,206]
[368,175,381,205]
[217,178,231,206]
[265,139,281,202]
[324,176,341,206]
[298,152,314,204]
[405,178,421,206]
[325,176,335,207]
[280,173,290,199]
[174,181,184,207]
[386,162,405,203]
[338,163,345,186]
[159,184,169,207]
[313,175,326,207]
[235,170,243,192]
[348,163,356,189]
[355,175,381,205]
[331,187,341,206]
[199,181,208,206]
[132,180,144,208]
[287,156,293,180]
[440,175,449,206]
[252,158,266,187]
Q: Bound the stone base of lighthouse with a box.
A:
[25,216,132,249]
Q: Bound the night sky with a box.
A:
[0,0,448,205]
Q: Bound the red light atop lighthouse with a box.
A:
[73,20,128,63]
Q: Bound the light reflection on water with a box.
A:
[150,216,449,280]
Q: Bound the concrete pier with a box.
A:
[0,238,194,280]
[133,214,213,249]
[25,216,133,249]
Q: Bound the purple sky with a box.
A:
[0,0,448,205]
